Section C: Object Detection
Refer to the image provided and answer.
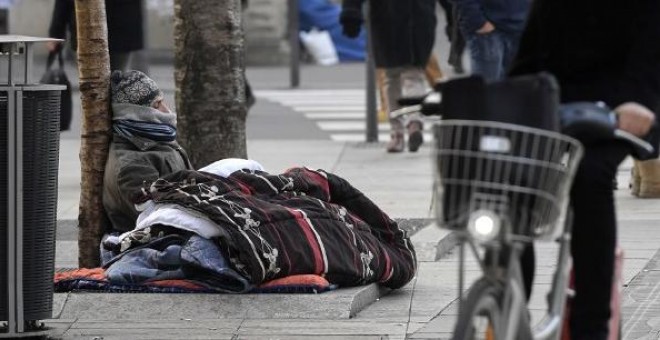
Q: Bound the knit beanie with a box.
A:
[110,70,163,107]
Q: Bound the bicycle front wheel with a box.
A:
[452,278,504,340]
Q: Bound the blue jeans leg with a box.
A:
[467,31,505,81]
[467,31,522,81]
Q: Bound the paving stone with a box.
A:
[234,336,390,340]
[55,284,384,321]
[414,315,457,333]
[61,328,237,340]
[236,319,407,336]
[622,250,660,338]
[407,331,453,340]
[67,319,242,331]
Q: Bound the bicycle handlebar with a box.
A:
[392,95,656,158]
[391,92,442,119]
[560,102,656,158]
[614,129,654,154]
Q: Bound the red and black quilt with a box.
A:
[141,167,417,289]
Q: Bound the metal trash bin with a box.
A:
[0,35,66,337]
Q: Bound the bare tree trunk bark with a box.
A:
[174,0,247,168]
[75,0,111,268]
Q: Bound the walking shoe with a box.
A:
[407,121,424,152]
[386,132,404,153]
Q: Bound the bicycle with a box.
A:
[392,78,655,340]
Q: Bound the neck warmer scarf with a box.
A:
[111,103,178,142]
[112,119,177,142]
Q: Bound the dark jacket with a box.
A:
[509,0,660,115]
[103,134,192,232]
[452,0,530,35]
[48,0,144,53]
[343,0,437,68]
[143,167,417,289]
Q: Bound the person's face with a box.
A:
[152,98,171,113]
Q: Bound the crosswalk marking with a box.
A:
[257,89,365,96]
[293,106,365,112]
[256,89,432,143]
[317,121,390,131]
[331,133,434,142]
[304,113,364,119]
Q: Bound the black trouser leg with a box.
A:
[569,142,628,340]
[520,141,628,339]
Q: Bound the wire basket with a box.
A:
[433,120,584,240]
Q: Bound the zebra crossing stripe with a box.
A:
[331,133,434,142]
[304,113,365,119]
[292,106,365,112]
[257,89,436,142]
[317,121,390,131]
[256,89,364,96]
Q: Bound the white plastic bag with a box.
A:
[299,28,339,66]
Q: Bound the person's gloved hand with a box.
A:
[339,6,364,38]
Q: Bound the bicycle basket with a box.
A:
[433,120,584,239]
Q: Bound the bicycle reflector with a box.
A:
[467,210,501,243]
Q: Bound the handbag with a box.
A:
[40,50,72,131]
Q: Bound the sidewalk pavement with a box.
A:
[49,139,660,339]
[36,62,660,339]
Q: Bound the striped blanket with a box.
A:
[141,167,417,289]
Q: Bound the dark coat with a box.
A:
[143,167,418,289]
[343,0,437,68]
[509,0,660,115]
[48,0,144,53]
[103,134,193,232]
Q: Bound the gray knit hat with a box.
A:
[110,70,163,107]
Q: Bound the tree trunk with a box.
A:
[174,0,247,168]
[75,0,111,268]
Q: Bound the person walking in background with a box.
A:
[47,0,144,71]
[376,53,444,127]
[509,0,660,338]
[340,0,436,153]
[453,0,529,81]
[437,0,466,74]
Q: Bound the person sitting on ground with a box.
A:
[103,70,193,233]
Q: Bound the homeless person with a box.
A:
[103,70,193,233]
[100,164,417,292]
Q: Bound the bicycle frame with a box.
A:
[457,211,574,340]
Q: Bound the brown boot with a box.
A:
[630,161,641,196]
[636,159,660,198]
[386,132,404,153]
[407,121,424,152]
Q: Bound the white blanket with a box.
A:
[133,158,265,239]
